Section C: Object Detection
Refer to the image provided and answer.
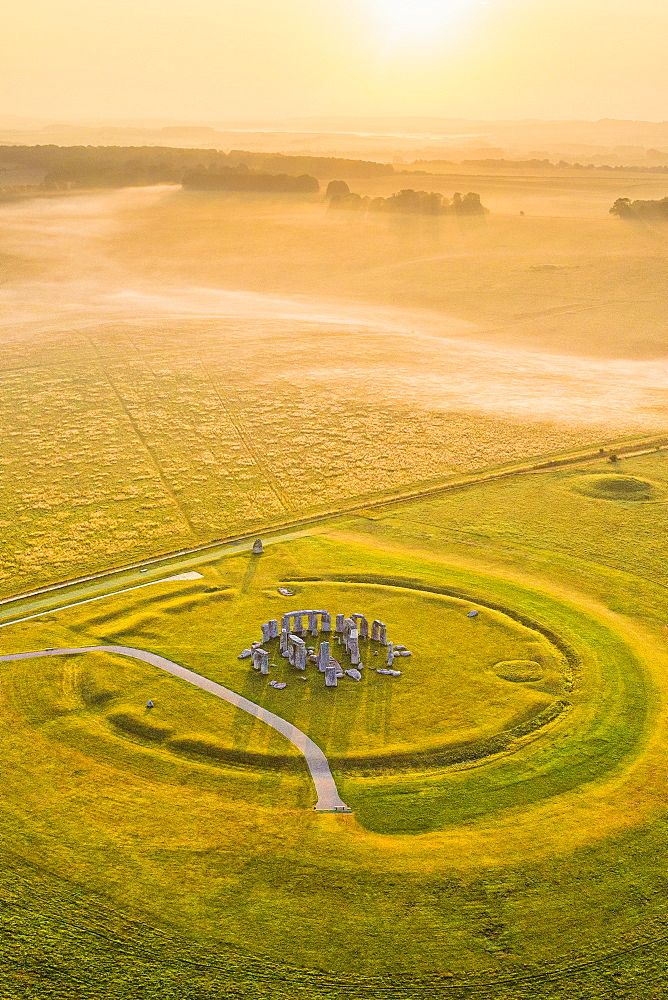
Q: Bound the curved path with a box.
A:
[0,645,351,813]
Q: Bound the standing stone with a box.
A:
[252,539,264,554]
[325,663,338,687]
[335,614,344,634]
[261,623,271,643]
[269,619,279,639]
[259,650,269,675]
[343,618,355,653]
[293,614,304,635]
[321,611,332,632]
[371,619,382,642]
[349,632,361,666]
[318,641,331,672]
[252,647,266,671]
[308,611,318,636]
[280,629,289,655]
[378,622,388,646]
[281,613,290,633]
[386,642,395,667]
[289,634,307,670]
[358,616,369,639]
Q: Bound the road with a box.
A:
[0,645,351,814]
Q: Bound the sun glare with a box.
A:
[367,0,470,46]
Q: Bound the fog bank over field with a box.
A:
[1,186,665,428]
[0,181,666,593]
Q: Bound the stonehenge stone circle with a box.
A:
[245,607,407,687]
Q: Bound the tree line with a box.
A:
[182,168,319,193]
[610,196,668,220]
[0,145,390,190]
[326,181,489,216]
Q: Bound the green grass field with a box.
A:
[0,449,667,996]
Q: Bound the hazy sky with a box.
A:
[2,0,668,122]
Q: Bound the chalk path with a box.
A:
[0,645,351,813]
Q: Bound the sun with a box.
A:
[367,0,470,45]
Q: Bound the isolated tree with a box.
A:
[326,180,350,199]
[610,198,633,218]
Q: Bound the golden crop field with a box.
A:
[0,175,666,598]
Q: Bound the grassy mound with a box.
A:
[572,473,663,502]
[494,659,544,682]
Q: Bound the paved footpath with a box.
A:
[0,645,351,813]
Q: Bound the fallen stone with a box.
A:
[398,650,411,657]
[395,645,406,651]
[239,649,252,659]
[273,682,287,690]
[467,610,479,618]
[377,668,401,676]
[278,587,295,596]
[346,669,362,681]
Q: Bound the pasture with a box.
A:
[0,450,667,996]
